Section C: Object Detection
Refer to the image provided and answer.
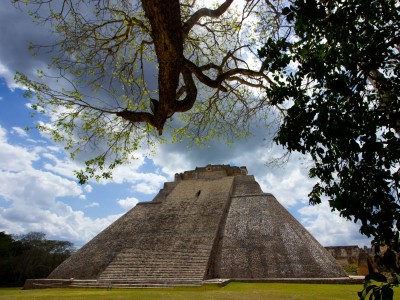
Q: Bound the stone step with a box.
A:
[69,282,202,288]
[115,252,210,260]
[99,275,203,280]
[101,267,205,272]
[104,262,207,268]
[99,270,206,277]
[100,273,204,278]
[98,276,203,282]
[98,246,212,284]
[112,258,208,264]
[113,256,209,263]
[103,265,206,270]
[100,262,208,269]
[101,270,205,275]
[99,272,204,277]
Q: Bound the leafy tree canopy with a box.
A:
[260,0,400,247]
[13,0,285,183]
[0,231,74,286]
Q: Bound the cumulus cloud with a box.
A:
[84,185,93,193]
[0,125,119,246]
[0,126,40,172]
[298,202,371,247]
[117,197,139,210]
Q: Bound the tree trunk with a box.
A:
[141,0,184,134]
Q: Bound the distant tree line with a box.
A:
[0,231,74,286]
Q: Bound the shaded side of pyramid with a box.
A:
[209,175,346,278]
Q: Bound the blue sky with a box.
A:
[0,1,371,248]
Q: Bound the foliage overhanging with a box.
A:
[13,0,284,183]
[260,0,400,247]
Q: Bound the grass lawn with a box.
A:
[2,283,400,300]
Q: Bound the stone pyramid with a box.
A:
[30,165,347,288]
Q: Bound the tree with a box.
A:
[0,232,25,286]
[13,232,74,283]
[13,0,285,183]
[260,0,400,248]
[0,231,74,286]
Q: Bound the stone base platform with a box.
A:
[24,276,364,289]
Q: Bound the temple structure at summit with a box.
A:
[25,165,348,288]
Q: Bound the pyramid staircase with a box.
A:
[90,247,209,287]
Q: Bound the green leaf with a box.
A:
[366,273,388,284]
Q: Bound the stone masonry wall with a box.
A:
[49,175,235,280]
[212,175,347,279]
[325,246,374,275]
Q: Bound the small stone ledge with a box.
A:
[226,277,364,284]
[23,279,78,289]
[136,201,162,206]
[203,278,232,287]
[24,277,364,289]
[231,193,273,198]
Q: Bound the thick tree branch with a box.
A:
[175,66,198,112]
[115,110,155,126]
[184,59,228,92]
[182,0,234,39]
[141,0,184,134]
[185,58,272,90]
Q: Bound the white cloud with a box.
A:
[253,152,316,207]
[298,201,371,247]
[99,160,168,194]
[0,126,40,171]
[85,202,99,208]
[133,182,161,194]
[0,169,82,204]
[117,197,139,210]
[42,152,82,179]
[46,145,62,152]
[0,63,25,90]
[11,126,29,138]
[152,149,193,180]
[0,125,123,246]
[0,203,121,247]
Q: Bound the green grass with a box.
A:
[1,283,399,300]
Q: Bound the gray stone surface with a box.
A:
[213,192,346,278]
